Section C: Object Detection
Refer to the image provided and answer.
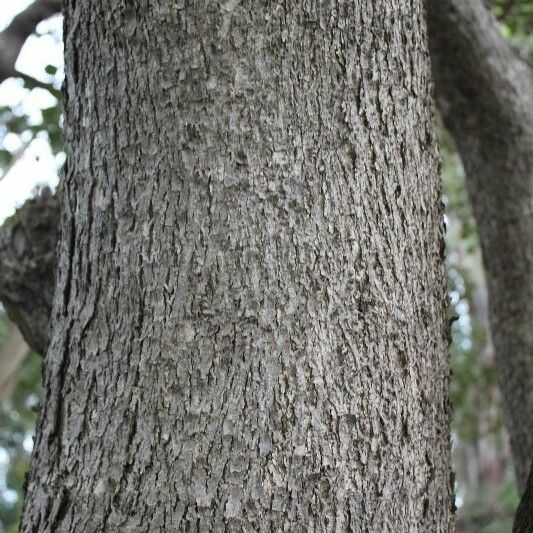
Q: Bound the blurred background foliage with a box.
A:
[0,1,530,532]
[0,331,40,533]
[442,128,519,532]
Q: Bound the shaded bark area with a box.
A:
[427,0,533,492]
[22,2,453,531]
[0,188,59,355]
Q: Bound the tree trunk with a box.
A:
[21,2,453,530]
[427,0,533,492]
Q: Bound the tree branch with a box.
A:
[14,70,62,99]
[0,0,61,84]
[0,188,59,355]
[427,0,533,496]
[0,133,35,182]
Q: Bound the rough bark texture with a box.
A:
[427,0,533,492]
[22,2,453,531]
[0,188,59,355]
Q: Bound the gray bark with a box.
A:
[22,2,453,531]
[427,0,533,492]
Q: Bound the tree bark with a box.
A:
[21,2,453,530]
[427,0,533,492]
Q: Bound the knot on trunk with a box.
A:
[0,188,59,355]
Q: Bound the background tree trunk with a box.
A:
[21,2,453,530]
[427,0,533,493]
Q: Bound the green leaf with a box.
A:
[44,64,58,76]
